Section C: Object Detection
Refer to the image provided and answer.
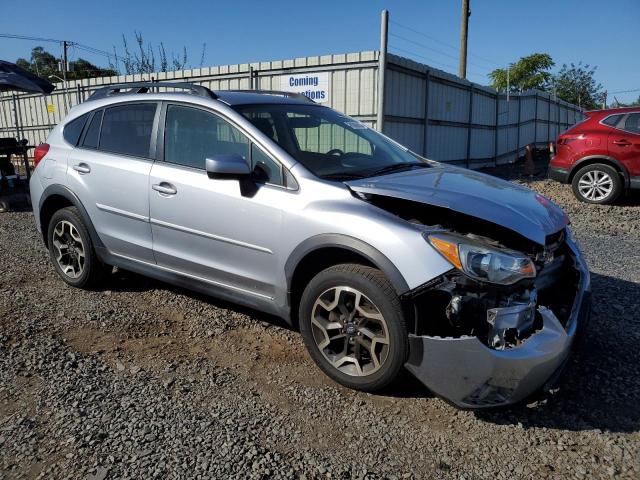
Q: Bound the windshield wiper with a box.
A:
[320,173,367,180]
[367,162,429,178]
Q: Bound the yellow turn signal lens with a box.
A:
[519,261,537,277]
[429,236,462,269]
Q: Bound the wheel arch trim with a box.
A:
[569,155,630,186]
[284,234,410,297]
[39,184,105,251]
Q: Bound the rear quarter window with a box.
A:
[622,113,640,134]
[63,113,89,146]
[82,110,103,149]
[601,114,623,127]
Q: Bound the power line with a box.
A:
[0,33,64,44]
[607,88,640,95]
[0,33,117,63]
[389,32,493,73]
[389,44,457,71]
[389,44,489,81]
[390,19,502,67]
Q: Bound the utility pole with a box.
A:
[602,90,607,109]
[377,9,389,133]
[61,40,70,112]
[458,0,470,79]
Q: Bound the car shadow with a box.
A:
[329,271,640,434]
[101,268,293,331]
[480,158,640,206]
[474,272,640,433]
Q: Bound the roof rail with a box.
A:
[225,89,316,103]
[86,82,218,101]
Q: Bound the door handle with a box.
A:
[613,139,631,147]
[72,163,91,174]
[152,182,177,195]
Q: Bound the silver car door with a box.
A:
[65,102,158,263]
[149,103,287,300]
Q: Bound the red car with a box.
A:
[548,106,640,204]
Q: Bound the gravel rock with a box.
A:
[0,165,639,478]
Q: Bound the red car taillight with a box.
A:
[557,135,582,145]
[33,143,50,168]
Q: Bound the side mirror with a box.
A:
[205,154,251,179]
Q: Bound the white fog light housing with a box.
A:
[428,233,536,285]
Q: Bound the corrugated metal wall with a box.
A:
[0,52,380,147]
[0,50,582,168]
[384,54,583,167]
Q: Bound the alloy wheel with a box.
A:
[311,286,390,376]
[52,220,85,279]
[577,170,613,201]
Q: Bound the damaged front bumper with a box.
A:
[405,238,591,409]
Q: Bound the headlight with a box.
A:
[428,233,536,285]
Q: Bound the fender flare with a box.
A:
[284,233,410,296]
[39,184,105,250]
[569,155,630,187]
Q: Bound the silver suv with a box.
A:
[30,82,591,408]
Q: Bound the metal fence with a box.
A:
[0,50,582,168]
[384,54,583,167]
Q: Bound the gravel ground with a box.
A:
[1,165,639,479]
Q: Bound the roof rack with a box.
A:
[225,89,316,103]
[86,82,218,101]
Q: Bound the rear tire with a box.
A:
[47,207,108,289]
[299,264,408,392]
[571,163,622,204]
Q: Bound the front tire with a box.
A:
[571,163,622,204]
[47,207,107,289]
[299,264,408,392]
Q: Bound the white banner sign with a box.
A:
[279,72,330,103]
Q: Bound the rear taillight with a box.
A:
[557,135,581,145]
[33,143,50,168]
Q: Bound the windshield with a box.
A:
[234,104,428,180]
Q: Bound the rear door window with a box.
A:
[98,103,157,158]
[63,113,89,146]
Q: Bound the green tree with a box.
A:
[15,46,116,81]
[489,53,554,93]
[552,62,604,110]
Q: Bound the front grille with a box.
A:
[535,237,579,329]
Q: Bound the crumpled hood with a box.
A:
[346,164,568,245]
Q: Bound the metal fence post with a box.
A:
[547,96,551,142]
[466,85,473,168]
[533,93,538,148]
[376,9,389,133]
[249,66,254,90]
[11,93,20,139]
[515,94,522,161]
[494,92,499,166]
[422,70,430,157]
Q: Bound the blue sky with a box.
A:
[2,0,638,103]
